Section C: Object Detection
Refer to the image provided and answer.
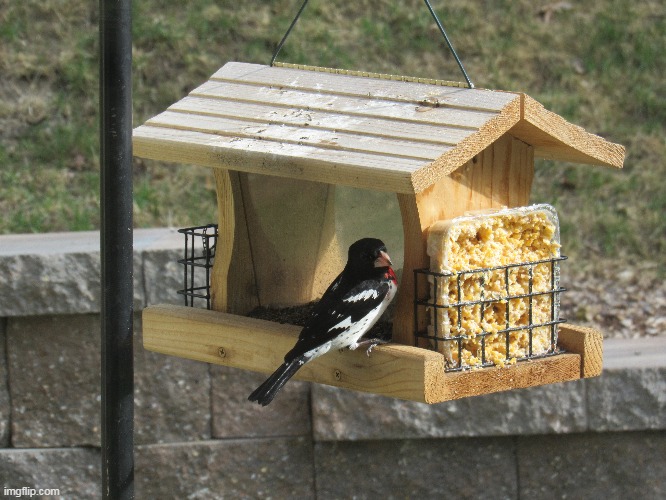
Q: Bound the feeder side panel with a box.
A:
[221,173,343,309]
[211,169,260,314]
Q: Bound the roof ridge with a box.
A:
[272,62,470,89]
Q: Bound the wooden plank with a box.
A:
[169,96,476,146]
[141,304,591,404]
[411,94,522,192]
[511,94,625,169]
[133,63,624,195]
[557,323,604,377]
[212,62,518,112]
[147,110,451,162]
[191,80,500,130]
[425,353,581,403]
[134,101,520,195]
[142,304,436,402]
[210,169,259,314]
[133,125,420,193]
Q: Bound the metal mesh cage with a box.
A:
[177,224,218,309]
[414,256,567,371]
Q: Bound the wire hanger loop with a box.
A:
[270,0,474,89]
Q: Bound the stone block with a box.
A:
[135,315,212,445]
[312,378,587,441]
[0,231,148,317]
[135,228,183,307]
[7,314,101,447]
[0,447,100,498]
[0,228,187,317]
[587,368,666,432]
[136,437,314,498]
[211,365,311,438]
[141,248,183,307]
[587,337,666,431]
[517,431,666,498]
[0,320,9,447]
[7,311,215,448]
[315,437,517,499]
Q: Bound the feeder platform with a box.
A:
[143,304,602,404]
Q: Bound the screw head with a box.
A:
[334,369,341,381]
[218,347,226,358]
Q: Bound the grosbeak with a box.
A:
[248,238,398,406]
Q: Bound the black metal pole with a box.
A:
[100,0,134,498]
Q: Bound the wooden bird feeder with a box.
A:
[134,61,624,403]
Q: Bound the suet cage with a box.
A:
[176,224,218,310]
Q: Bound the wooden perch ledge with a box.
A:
[142,304,602,404]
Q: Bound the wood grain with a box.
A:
[148,110,452,162]
[210,169,259,314]
[142,304,598,404]
[133,125,420,194]
[510,94,625,169]
[169,96,475,145]
[237,174,342,307]
[211,169,343,311]
[557,323,604,377]
[210,61,515,111]
[134,62,623,196]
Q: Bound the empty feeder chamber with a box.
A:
[416,204,566,370]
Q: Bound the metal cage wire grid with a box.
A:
[176,224,567,372]
[177,224,218,309]
[414,256,567,371]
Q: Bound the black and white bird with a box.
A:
[248,237,398,406]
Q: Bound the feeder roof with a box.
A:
[133,61,624,194]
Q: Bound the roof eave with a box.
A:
[510,94,625,169]
[411,92,625,194]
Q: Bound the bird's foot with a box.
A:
[353,338,389,357]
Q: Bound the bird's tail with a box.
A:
[248,356,305,406]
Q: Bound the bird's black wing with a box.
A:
[285,278,391,362]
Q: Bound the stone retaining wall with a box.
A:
[0,229,664,498]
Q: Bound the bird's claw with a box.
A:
[358,338,388,357]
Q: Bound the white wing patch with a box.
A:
[303,279,397,359]
[343,288,379,303]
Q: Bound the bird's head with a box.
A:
[347,238,393,273]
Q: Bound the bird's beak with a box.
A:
[374,250,393,268]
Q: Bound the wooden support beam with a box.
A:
[142,304,599,404]
[210,169,259,314]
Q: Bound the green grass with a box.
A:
[0,0,664,272]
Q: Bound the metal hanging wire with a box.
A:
[270,0,474,88]
[270,0,310,67]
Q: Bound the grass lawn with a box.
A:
[1,0,664,272]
